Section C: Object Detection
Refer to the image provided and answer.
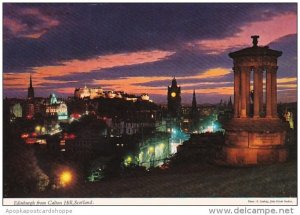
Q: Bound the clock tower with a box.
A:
[167,77,181,118]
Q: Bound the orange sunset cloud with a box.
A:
[91,67,232,96]
[32,50,175,78]
[188,13,296,55]
[3,49,176,89]
[277,77,297,83]
[3,73,77,89]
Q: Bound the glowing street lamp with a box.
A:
[148,146,155,154]
[59,170,73,187]
[124,156,133,166]
[35,125,41,132]
[126,156,132,162]
[41,127,46,133]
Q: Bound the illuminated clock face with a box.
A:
[171,92,176,97]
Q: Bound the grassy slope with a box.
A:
[37,160,297,198]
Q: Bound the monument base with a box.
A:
[222,146,288,166]
[221,118,289,166]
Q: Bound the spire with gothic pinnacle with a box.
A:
[192,89,197,110]
[28,73,34,99]
[30,74,32,88]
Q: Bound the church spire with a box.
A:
[192,89,197,109]
[28,74,34,99]
[228,96,233,108]
[30,74,32,88]
[190,89,199,131]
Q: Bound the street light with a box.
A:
[148,146,154,154]
[35,125,41,132]
[159,143,165,149]
[41,127,46,133]
[124,156,132,166]
[59,170,73,187]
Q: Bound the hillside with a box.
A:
[34,160,296,198]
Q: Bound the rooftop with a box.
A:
[229,35,282,58]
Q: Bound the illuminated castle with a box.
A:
[74,85,104,99]
[74,85,152,102]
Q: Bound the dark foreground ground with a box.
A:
[34,160,297,198]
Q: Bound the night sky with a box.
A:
[3,3,297,104]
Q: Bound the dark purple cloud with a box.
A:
[4,3,296,72]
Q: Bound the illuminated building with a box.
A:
[74,85,104,99]
[106,91,116,98]
[74,85,151,102]
[167,77,181,118]
[57,103,68,120]
[10,103,22,118]
[115,92,123,98]
[140,93,150,101]
[125,97,137,102]
[222,36,288,165]
[26,103,35,119]
[50,94,58,104]
[45,94,68,121]
[90,87,104,99]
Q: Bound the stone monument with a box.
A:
[222,36,288,165]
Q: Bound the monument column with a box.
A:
[271,66,278,118]
[246,67,251,116]
[233,67,240,118]
[266,67,272,118]
[258,67,264,115]
[224,35,286,166]
[253,67,260,118]
[240,66,248,118]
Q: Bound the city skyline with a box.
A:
[3,3,297,104]
[2,3,297,203]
